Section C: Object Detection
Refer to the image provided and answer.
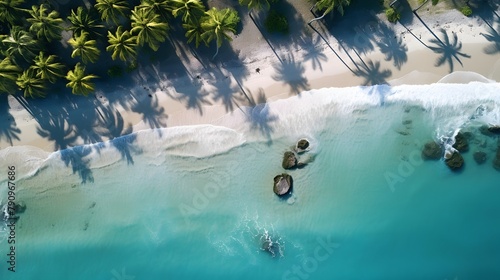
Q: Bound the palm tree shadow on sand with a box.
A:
[375,22,408,70]
[96,108,140,165]
[353,60,392,86]
[272,54,310,95]
[129,91,168,135]
[427,29,471,73]
[0,95,21,146]
[480,18,500,55]
[299,36,328,71]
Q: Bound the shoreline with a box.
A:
[2,6,500,153]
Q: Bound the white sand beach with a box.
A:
[1,0,499,152]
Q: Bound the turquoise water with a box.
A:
[1,82,500,279]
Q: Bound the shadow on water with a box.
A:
[272,53,310,95]
[60,145,94,184]
[245,91,277,142]
[427,28,471,73]
[0,95,21,146]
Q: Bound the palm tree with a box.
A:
[308,0,351,25]
[16,68,46,98]
[66,62,98,96]
[2,26,40,64]
[130,6,169,51]
[171,0,205,23]
[0,0,24,26]
[139,0,172,22]
[67,6,104,38]
[27,4,64,42]
[183,19,205,47]
[95,0,129,25]
[201,7,240,59]
[0,57,21,94]
[239,0,273,13]
[68,31,101,64]
[106,26,137,61]
[31,52,65,83]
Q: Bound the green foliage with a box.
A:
[66,62,98,96]
[130,6,169,51]
[315,0,351,17]
[2,26,40,64]
[0,0,25,26]
[201,7,239,48]
[264,10,288,34]
[432,0,439,5]
[139,0,172,22]
[385,7,400,23]
[171,0,205,23]
[460,5,472,17]
[31,52,65,83]
[95,0,129,25]
[68,31,101,64]
[16,68,46,98]
[0,57,21,94]
[106,26,137,61]
[183,19,205,47]
[67,6,104,38]
[239,0,272,11]
[27,4,64,42]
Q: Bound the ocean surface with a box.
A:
[1,77,500,280]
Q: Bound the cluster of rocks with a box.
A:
[422,125,500,172]
[272,138,311,196]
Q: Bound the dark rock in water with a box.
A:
[452,132,469,152]
[297,139,310,151]
[260,232,282,257]
[480,125,500,136]
[422,141,442,160]
[282,151,297,169]
[493,149,500,171]
[14,201,26,214]
[445,152,464,171]
[473,151,487,165]
[297,162,307,168]
[273,173,293,196]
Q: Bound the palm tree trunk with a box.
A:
[212,45,219,60]
[308,4,328,25]
[413,0,429,12]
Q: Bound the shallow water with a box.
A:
[1,81,500,279]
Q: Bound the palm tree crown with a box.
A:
[27,4,64,42]
[68,31,101,64]
[106,26,137,61]
[171,0,205,23]
[139,0,172,22]
[201,7,240,58]
[95,0,129,25]
[67,6,104,38]
[31,52,65,83]
[66,62,98,96]
[0,0,25,26]
[2,26,40,64]
[0,57,21,94]
[17,68,46,98]
[130,6,169,51]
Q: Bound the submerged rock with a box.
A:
[282,151,297,169]
[422,141,442,160]
[273,173,293,196]
[452,132,469,152]
[480,125,500,136]
[493,149,500,171]
[296,139,310,152]
[473,151,487,165]
[445,152,464,171]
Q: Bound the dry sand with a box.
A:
[1,1,500,152]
